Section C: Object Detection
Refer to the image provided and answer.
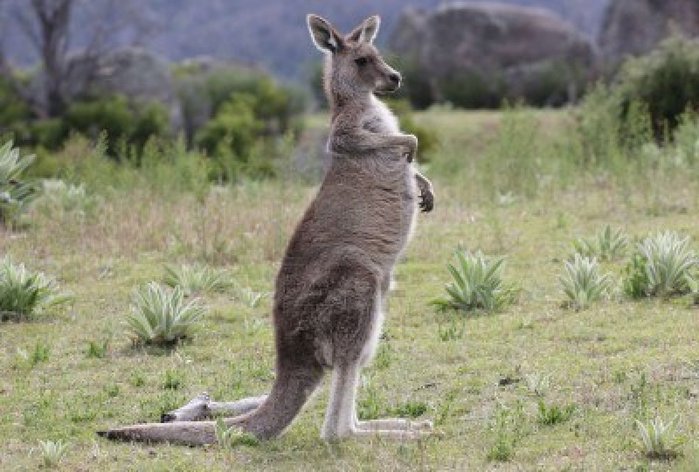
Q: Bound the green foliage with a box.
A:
[38,439,69,468]
[0,140,37,226]
[560,254,613,310]
[635,416,680,460]
[215,418,259,449]
[537,400,575,426]
[126,282,206,346]
[572,225,628,261]
[163,369,184,390]
[64,96,169,156]
[616,34,699,138]
[0,257,71,321]
[623,231,698,299]
[0,76,30,130]
[486,402,526,462]
[162,264,232,297]
[433,250,517,313]
[85,338,109,359]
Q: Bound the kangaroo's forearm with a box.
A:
[414,171,432,191]
[329,130,413,155]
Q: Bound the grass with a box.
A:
[1,108,699,470]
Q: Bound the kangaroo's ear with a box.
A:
[307,14,344,54]
[347,15,380,44]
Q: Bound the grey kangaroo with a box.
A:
[98,13,435,445]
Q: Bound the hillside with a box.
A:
[0,0,609,80]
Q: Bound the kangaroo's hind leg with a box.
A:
[319,263,432,440]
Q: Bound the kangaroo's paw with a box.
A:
[419,188,434,212]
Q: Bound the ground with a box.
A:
[1,109,698,471]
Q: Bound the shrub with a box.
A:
[64,95,169,156]
[615,33,699,138]
[572,225,628,261]
[162,264,232,296]
[0,257,71,321]
[0,140,37,226]
[126,282,205,346]
[560,254,613,310]
[537,400,575,426]
[623,231,698,298]
[432,250,517,313]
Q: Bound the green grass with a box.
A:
[1,108,699,471]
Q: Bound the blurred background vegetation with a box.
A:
[0,0,697,201]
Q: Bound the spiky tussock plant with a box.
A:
[623,231,698,298]
[433,250,517,313]
[0,140,36,225]
[572,225,628,261]
[162,264,233,296]
[0,257,71,321]
[35,179,95,216]
[635,416,679,459]
[560,254,613,310]
[126,282,206,346]
[38,439,69,467]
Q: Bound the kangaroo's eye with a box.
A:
[355,57,369,66]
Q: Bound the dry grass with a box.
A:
[1,109,698,471]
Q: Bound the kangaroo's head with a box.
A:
[307,14,401,106]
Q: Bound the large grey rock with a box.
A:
[65,48,182,129]
[389,2,596,106]
[599,0,699,67]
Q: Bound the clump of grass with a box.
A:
[523,372,550,397]
[85,338,109,359]
[215,418,259,449]
[163,264,233,296]
[486,402,526,462]
[38,439,69,467]
[437,318,465,341]
[572,225,628,261]
[0,257,71,321]
[432,250,517,313]
[126,282,206,346]
[623,231,697,298]
[635,416,680,459]
[537,400,575,426]
[236,287,265,308]
[560,254,613,310]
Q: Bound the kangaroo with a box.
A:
[98,13,435,445]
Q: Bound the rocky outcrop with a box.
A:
[389,2,596,107]
[599,0,699,67]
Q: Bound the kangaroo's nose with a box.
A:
[389,72,401,86]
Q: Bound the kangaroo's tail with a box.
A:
[98,363,324,445]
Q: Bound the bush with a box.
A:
[614,34,699,139]
[64,95,169,156]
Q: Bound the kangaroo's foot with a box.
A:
[355,418,433,432]
[162,393,268,422]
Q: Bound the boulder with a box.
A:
[599,0,699,67]
[388,2,596,107]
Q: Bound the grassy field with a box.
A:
[1,108,699,471]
